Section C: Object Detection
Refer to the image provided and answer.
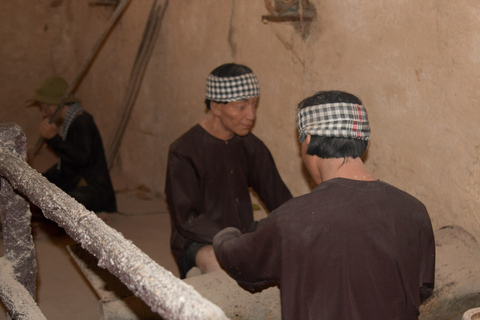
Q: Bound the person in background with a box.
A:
[165,63,292,278]
[213,90,435,320]
[28,75,116,213]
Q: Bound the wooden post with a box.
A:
[0,123,46,320]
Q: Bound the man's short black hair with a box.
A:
[298,90,369,159]
[204,63,253,109]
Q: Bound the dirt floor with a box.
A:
[0,189,179,320]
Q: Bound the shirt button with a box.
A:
[230,169,234,174]
[235,198,239,202]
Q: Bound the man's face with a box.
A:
[38,103,56,119]
[212,97,258,137]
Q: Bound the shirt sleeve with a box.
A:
[419,207,435,303]
[45,115,92,167]
[247,138,292,212]
[165,146,223,244]
[42,163,60,182]
[213,215,282,292]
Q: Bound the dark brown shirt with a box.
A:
[214,178,435,320]
[165,124,292,277]
[44,112,116,212]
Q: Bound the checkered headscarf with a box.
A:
[60,102,83,140]
[57,102,83,170]
[296,102,370,143]
[205,73,259,102]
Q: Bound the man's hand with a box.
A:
[39,119,59,139]
[213,227,242,249]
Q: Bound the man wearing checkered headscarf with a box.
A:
[165,63,292,278]
[27,75,116,213]
[213,91,435,320]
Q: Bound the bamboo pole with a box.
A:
[0,259,46,320]
[106,0,169,168]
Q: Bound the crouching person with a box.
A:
[213,90,435,320]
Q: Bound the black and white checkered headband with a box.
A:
[296,102,370,143]
[205,73,259,102]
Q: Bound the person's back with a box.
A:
[266,178,434,319]
[213,90,435,320]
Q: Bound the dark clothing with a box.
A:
[182,242,209,275]
[44,111,116,213]
[165,124,292,278]
[214,178,435,320]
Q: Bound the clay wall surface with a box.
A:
[1,0,480,238]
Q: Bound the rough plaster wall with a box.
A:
[301,0,480,236]
[68,2,138,144]
[1,0,480,238]
[67,1,152,188]
[0,0,78,171]
[117,0,313,198]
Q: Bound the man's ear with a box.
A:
[300,134,311,157]
[305,134,311,145]
[210,101,222,117]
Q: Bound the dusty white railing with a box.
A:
[0,123,228,320]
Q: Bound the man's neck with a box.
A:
[199,111,234,141]
[319,157,376,182]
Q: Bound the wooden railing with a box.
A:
[0,123,228,320]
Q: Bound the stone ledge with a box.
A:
[186,225,480,320]
[77,224,480,319]
[420,225,480,320]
